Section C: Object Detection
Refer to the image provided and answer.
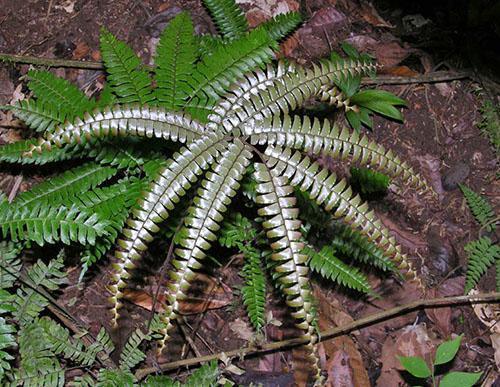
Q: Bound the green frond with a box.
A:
[100,29,155,104]
[0,203,109,246]
[304,245,372,293]
[246,115,431,193]
[27,70,96,122]
[13,162,117,208]
[144,359,219,386]
[109,135,226,325]
[37,317,96,366]
[350,167,390,196]
[0,317,16,378]
[241,246,267,330]
[464,237,499,293]
[14,320,65,386]
[10,99,63,133]
[158,140,252,350]
[0,139,79,165]
[155,12,196,109]
[97,369,135,386]
[330,222,396,272]
[263,146,420,284]
[27,104,206,156]
[185,28,277,120]
[209,57,376,133]
[203,0,249,40]
[119,327,150,371]
[253,162,321,382]
[195,34,226,57]
[12,256,67,326]
[219,212,256,249]
[259,12,302,41]
[0,241,22,289]
[459,184,496,232]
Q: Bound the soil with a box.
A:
[0,0,498,386]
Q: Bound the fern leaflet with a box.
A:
[459,184,496,231]
[464,236,500,293]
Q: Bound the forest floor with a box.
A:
[0,0,498,386]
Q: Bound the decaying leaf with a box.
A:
[326,349,355,387]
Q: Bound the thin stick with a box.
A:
[135,291,500,380]
[0,53,471,85]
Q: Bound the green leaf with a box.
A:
[398,356,432,378]
[346,110,361,131]
[434,335,462,365]
[350,89,407,106]
[350,167,390,195]
[341,42,360,59]
[439,371,482,387]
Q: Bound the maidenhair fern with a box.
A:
[0,0,437,383]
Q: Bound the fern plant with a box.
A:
[459,184,499,293]
[0,0,436,383]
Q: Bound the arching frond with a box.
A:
[10,99,63,133]
[460,184,496,232]
[185,28,277,120]
[158,140,252,350]
[0,204,108,246]
[109,136,226,325]
[119,327,150,371]
[247,115,432,193]
[26,104,206,156]
[253,162,321,382]
[0,139,79,165]
[100,29,155,104]
[259,12,302,41]
[263,146,420,283]
[241,246,267,330]
[209,58,376,133]
[203,0,249,40]
[155,12,196,109]
[12,163,117,208]
[304,245,372,293]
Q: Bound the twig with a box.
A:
[0,53,471,86]
[135,291,500,380]
[7,175,22,202]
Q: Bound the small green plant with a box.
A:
[477,98,500,153]
[398,335,482,387]
[459,184,499,293]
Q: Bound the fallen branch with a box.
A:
[135,291,500,380]
[0,53,470,85]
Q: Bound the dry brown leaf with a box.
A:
[229,318,254,341]
[380,66,420,77]
[359,1,394,28]
[73,41,90,60]
[123,273,232,314]
[374,41,412,68]
[377,324,437,386]
[326,350,355,387]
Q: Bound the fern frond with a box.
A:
[0,139,80,165]
[185,28,277,120]
[209,58,376,133]
[27,70,96,121]
[259,12,302,41]
[0,203,109,246]
[246,115,431,193]
[15,321,65,386]
[0,317,16,377]
[203,0,249,40]
[0,241,22,289]
[158,140,252,350]
[241,246,266,330]
[27,104,206,156]
[350,167,389,195]
[459,184,496,231]
[119,327,150,371]
[330,222,396,272]
[109,136,226,325]
[10,99,63,132]
[304,245,372,293]
[254,162,321,382]
[464,237,500,293]
[155,12,196,109]
[100,29,155,104]
[13,162,117,208]
[219,212,256,249]
[97,369,135,386]
[263,146,420,284]
[37,317,96,366]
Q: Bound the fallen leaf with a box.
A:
[374,41,412,68]
[380,66,420,77]
[123,273,232,314]
[327,350,355,387]
[359,1,394,28]
[73,42,90,60]
[377,324,437,386]
[229,318,254,341]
